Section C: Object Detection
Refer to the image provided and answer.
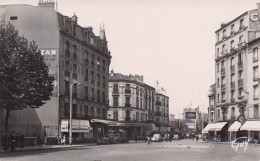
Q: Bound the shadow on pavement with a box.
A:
[0,147,91,159]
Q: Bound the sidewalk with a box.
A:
[0,143,97,153]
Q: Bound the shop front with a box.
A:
[240,120,260,143]
[208,122,228,141]
[60,119,92,142]
[228,121,242,141]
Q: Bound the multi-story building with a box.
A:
[107,70,155,138]
[0,1,111,141]
[207,3,260,142]
[182,107,202,133]
[154,92,169,126]
[208,84,216,123]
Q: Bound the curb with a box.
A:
[0,144,96,153]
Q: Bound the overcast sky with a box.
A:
[1,0,260,118]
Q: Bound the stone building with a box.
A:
[0,1,111,141]
[107,70,155,138]
[204,3,260,142]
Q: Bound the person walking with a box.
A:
[19,133,25,148]
[61,135,66,145]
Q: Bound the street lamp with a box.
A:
[69,81,81,145]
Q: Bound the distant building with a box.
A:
[107,70,155,138]
[182,107,203,133]
[0,1,111,141]
[208,84,216,123]
[154,92,170,127]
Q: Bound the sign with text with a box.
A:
[186,112,196,119]
[249,10,260,30]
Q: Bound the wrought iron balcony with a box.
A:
[125,89,131,94]
[230,81,235,87]
[238,79,244,85]
[230,65,235,71]
[125,103,131,107]
[238,62,243,68]
[155,101,162,106]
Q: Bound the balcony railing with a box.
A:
[125,89,131,94]
[238,42,245,48]
[112,90,119,95]
[238,62,243,67]
[125,103,131,107]
[221,84,226,89]
[230,81,235,87]
[222,36,227,40]
[230,47,235,52]
[239,25,244,31]
[155,101,162,106]
[221,99,226,103]
[221,68,225,73]
[230,98,235,103]
[230,31,235,36]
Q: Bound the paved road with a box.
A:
[1,139,260,161]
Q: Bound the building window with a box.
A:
[84,87,88,99]
[136,112,139,121]
[239,35,243,44]
[73,104,77,116]
[90,107,94,116]
[102,109,105,118]
[253,66,259,80]
[217,33,220,42]
[239,19,244,29]
[73,64,77,73]
[91,88,94,100]
[254,85,259,100]
[72,24,76,36]
[231,74,234,83]
[231,107,235,118]
[65,103,69,116]
[136,86,139,95]
[230,40,234,50]
[221,92,225,101]
[231,24,235,34]
[65,61,70,71]
[217,109,220,120]
[65,81,69,95]
[85,106,89,116]
[136,97,139,108]
[221,60,225,69]
[217,93,219,102]
[140,98,143,109]
[222,44,226,55]
[222,29,226,39]
[113,97,118,107]
[113,84,118,92]
[254,105,259,119]
[217,48,219,57]
[126,97,130,104]
[253,48,258,62]
[217,63,219,72]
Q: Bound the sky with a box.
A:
[1,0,260,118]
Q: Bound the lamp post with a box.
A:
[69,81,81,145]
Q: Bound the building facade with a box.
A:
[154,92,169,126]
[182,107,202,133]
[210,4,260,142]
[107,70,155,138]
[208,84,216,123]
[0,1,111,141]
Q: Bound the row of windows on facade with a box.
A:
[63,18,107,52]
[65,41,108,70]
[216,85,259,102]
[113,111,148,122]
[216,105,259,120]
[63,104,106,118]
[112,96,153,110]
[65,82,107,103]
[217,18,244,42]
[113,84,154,98]
[155,106,169,117]
[216,50,258,72]
[156,96,169,107]
[216,35,246,57]
[217,66,259,87]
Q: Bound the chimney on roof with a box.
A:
[71,13,78,24]
[38,0,55,10]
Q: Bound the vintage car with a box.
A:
[151,134,162,142]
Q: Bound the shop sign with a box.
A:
[249,11,260,29]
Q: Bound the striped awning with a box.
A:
[228,121,242,132]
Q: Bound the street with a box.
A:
[1,139,260,161]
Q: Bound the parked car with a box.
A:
[173,134,179,140]
[97,136,109,145]
[151,134,162,142]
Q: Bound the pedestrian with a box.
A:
[19,133,25,148]
[56,135,61,145]
[9,132,15,151]
[148,135,151,144]
[61,135,66,145]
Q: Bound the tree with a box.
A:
[0,23,55,133]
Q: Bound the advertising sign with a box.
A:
[186,112,196,119]
[61,119,91,132]
[186,123,196,129]
[249,10,260,30]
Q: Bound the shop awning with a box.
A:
[228,121,242,132]
[209,122,227,131]
[240,121,260,131]
[202,124,214,133]
[91,119,117,125]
